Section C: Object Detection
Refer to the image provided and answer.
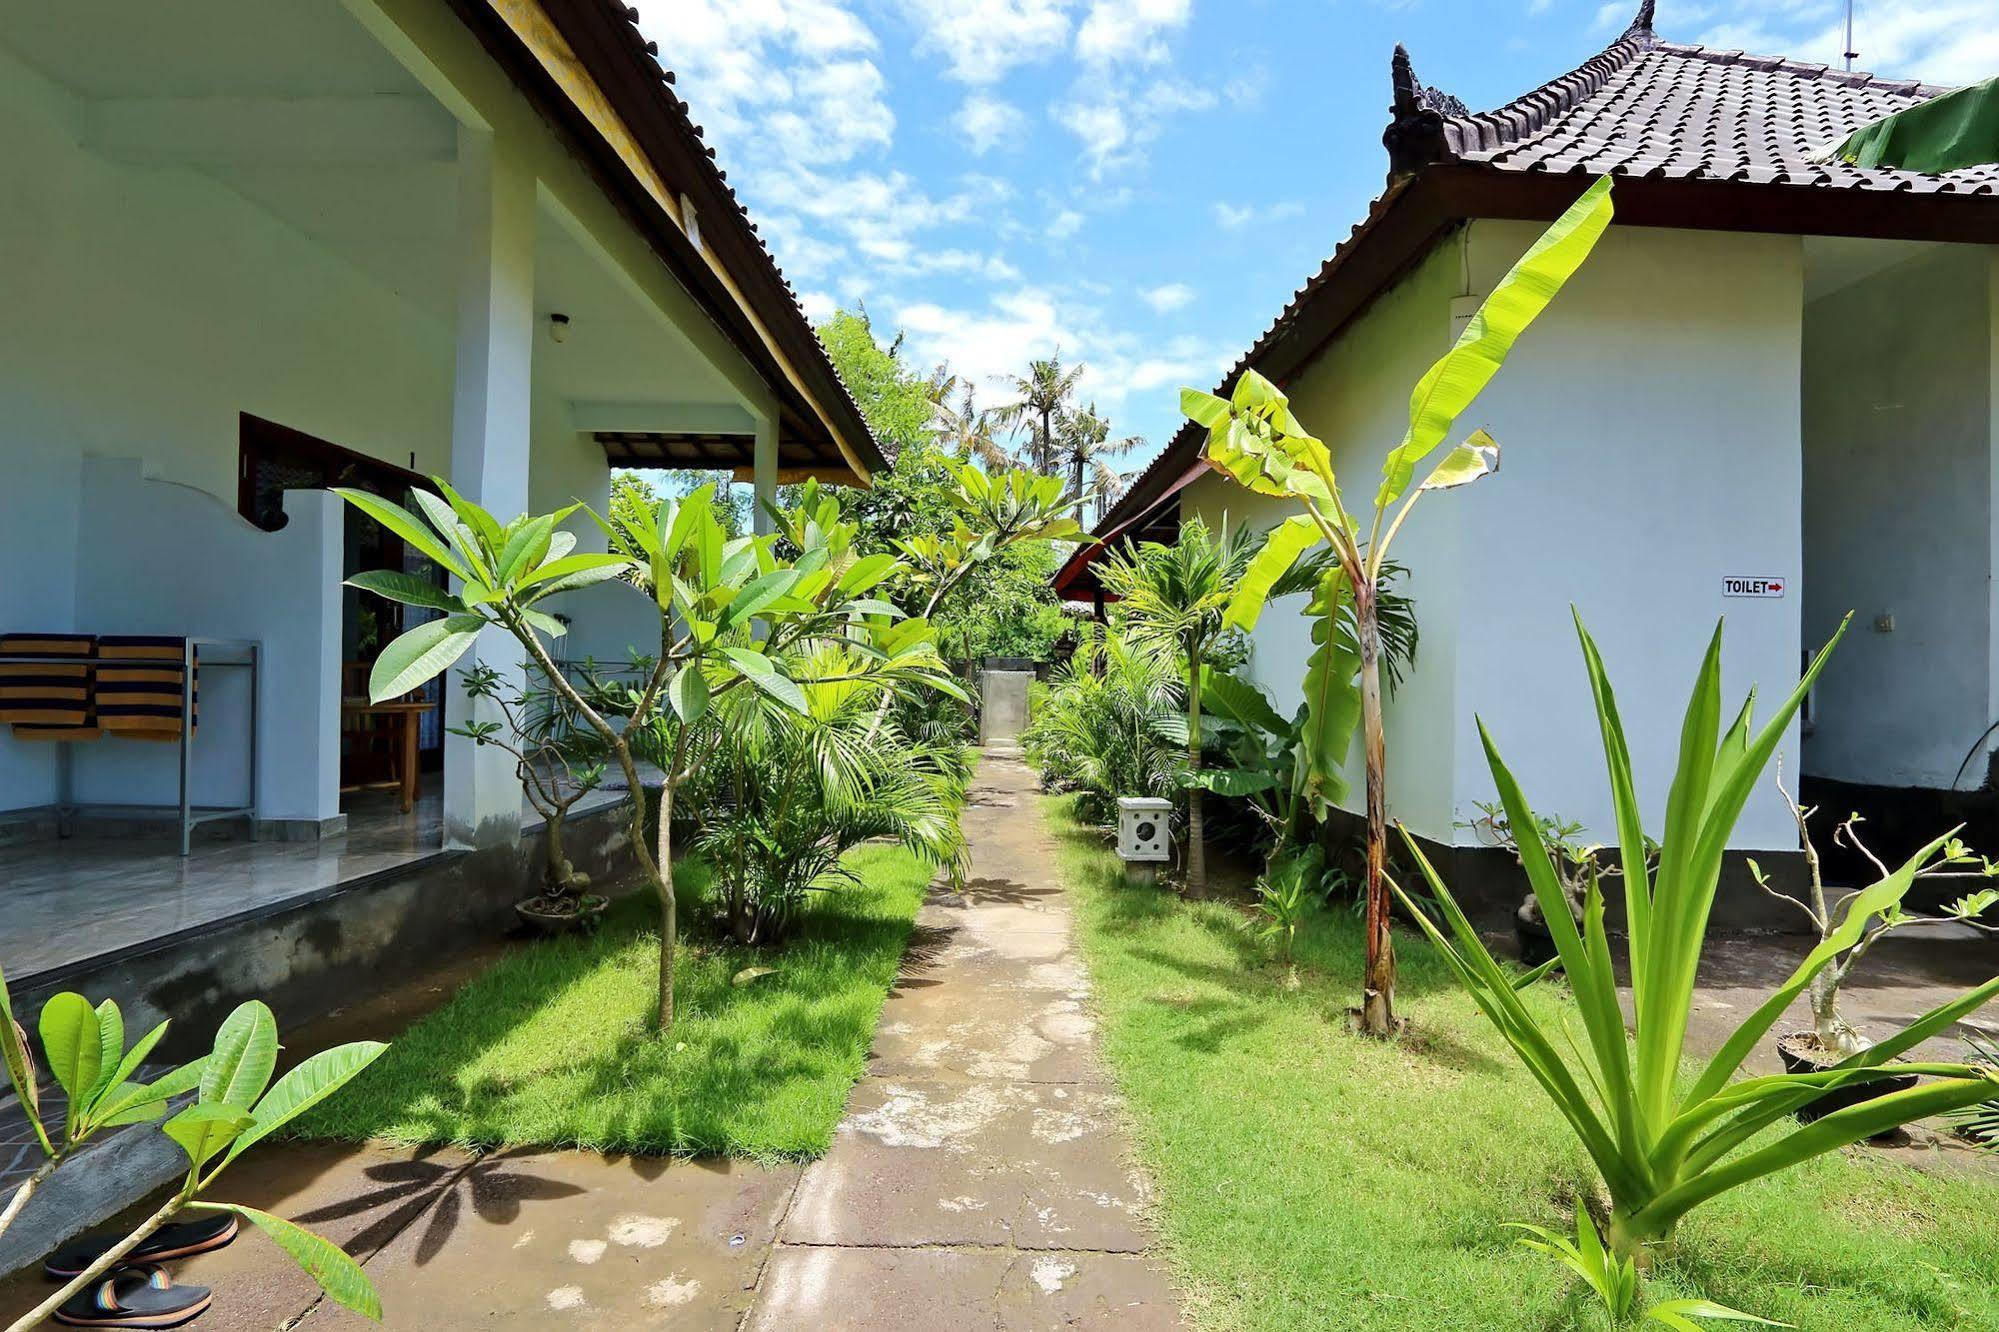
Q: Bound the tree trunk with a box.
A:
[1185,642,1206,898]
[1356,590,1397,1037]
[653,780,678,1031]
[1808,965,1861,1056]
[542,809,567,895]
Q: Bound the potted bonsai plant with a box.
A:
[1751,763,1999,1121]
[453,658,612,933]
[1465,801,1654,969]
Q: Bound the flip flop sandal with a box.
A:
[53,1265,211,1328]
[44,1214,238,1280]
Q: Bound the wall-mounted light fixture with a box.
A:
[548,312,570,344]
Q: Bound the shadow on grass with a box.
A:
[295,850,930,1161]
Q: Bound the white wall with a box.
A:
[1184,223,1811,851]
[1458,222,1806,850]
[0,44,610,816]
[65,460,341,822]
[1183,240,1467,842]
[1801,245,1994,789]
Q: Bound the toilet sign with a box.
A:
[1722,575,1785,599]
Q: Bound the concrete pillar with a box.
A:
[752,405,779,537]
[443,124,535,850]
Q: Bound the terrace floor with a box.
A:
[1,786,626,981]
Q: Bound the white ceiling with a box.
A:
[3,0,744,413]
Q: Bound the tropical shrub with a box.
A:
[1394,614,1999,1265]
[0,968,386,1327]
[1181,176,1614,1034]
[338,478,952,1031]
[1098,518,1258,895]
[1022,627,1186,827]
[697,641,969,944]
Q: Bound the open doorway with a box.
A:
[1798,239,1997,890]
[239,414,446,826]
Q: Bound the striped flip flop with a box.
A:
[53,1265,211,1328]
[44,1213,238,1281]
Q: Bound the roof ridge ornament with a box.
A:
[1384,44,1464,179]
[1623,0,1657,41]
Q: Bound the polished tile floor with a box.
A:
[1,791,450,979]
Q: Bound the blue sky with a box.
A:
[650,0,1995,474]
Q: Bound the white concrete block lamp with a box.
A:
[1116,795,1172,888]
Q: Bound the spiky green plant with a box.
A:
[1395,613,1999,1262]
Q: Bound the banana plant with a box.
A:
[338,478,941,1030]
[2,980,386,1330]
[1181,175,1615,1035]
[1392,613,1999,1264]
[1820,75,1999,172]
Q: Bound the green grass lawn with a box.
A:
[1047,795,1999,1332]
[297,846,934,1160]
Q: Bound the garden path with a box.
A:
[0,750,1184,1329]
[740,747,1186,1330]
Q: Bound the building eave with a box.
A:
[449,0,886,483]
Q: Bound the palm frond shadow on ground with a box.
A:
[294,847,933,1161]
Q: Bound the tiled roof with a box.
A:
[601,1,890,468]
[1432,16,1999,195]
[1088,1,1999,540]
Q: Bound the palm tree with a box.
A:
[930,377,1012,470]
[1098,518,1258,897]
[1060,402,1143,521]
[989,354,1085,476]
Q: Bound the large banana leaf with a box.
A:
[1377,176,1614,509]
[1297,567,1362,807]
[1822,76,1999,173]
[1225,514,1322,632]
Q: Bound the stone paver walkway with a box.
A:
[743,748,1184,1330]
[0,750,1181,1329]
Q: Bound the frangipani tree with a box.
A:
[1179,175,1614,1036]
[890,463,1088,622]
[338,479,957,1031]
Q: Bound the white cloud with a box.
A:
[954,94,1027,155]
[1141,282,1194,313]
[897,0,1075,84]
[1527,0,1555,14]
[1047,209,1086,239]
[1692,0,1999,85]
[1076,0,1194,66]
[890,286,1227,430]
[1058,81,1215,175]
[1212,199,1303,229]
[1591,1,1629,32]
[648,0,891,166]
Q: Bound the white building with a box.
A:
[1060,4,1999,900]
[0,0,881,845]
